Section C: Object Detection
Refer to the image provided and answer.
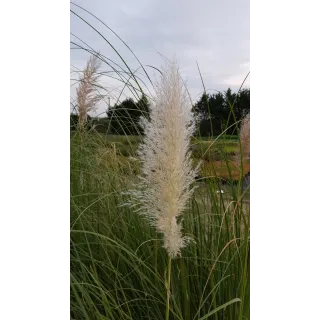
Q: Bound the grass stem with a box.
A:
[166,255,172,320]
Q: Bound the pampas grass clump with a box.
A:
[71,10,250,318]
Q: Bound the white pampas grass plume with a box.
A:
[128,61,199,259]
[237,113,250,164]
[76,54,102,129]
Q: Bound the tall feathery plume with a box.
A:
[237,112,250,164]
[76,54,102,130]
[123,60,199,320]
[130,60,199,259]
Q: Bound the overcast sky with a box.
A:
[70,0,250,116]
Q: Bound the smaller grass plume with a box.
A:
[127,60,199,259]
[236,112,250,164]
[76,54,102,130]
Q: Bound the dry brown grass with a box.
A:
[202,160,250,180]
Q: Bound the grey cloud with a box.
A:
[71,0,249,114]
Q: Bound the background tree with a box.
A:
[193,88,250,136]
[107,95,150,135]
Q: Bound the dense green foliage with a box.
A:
[194,88,250,136]
[70,132,250,320]
[107,95,150,135]
[71,88,249,137]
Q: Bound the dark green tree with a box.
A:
[107,95,150,135]
[70,113,93,132]
[193,92,210,120]
[193,88,250,136]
